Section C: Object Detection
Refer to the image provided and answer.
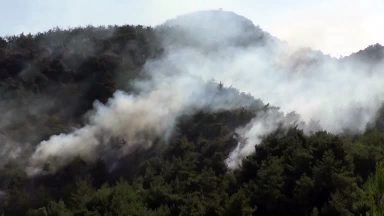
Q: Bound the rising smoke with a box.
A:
[26,10,384,173]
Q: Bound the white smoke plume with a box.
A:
[157,11,384,168]
[225,110,287,169]
[28,10,384,173]
[28,82,196,174]
[27,62,257,174]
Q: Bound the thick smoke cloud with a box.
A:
[27,10,384,173]
[27,58,258,174]
[155,11,384,168]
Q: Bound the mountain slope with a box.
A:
[0,10,384,216]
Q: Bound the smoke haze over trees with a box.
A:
[1,10,384,215]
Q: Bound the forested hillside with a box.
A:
[1,10,384,215]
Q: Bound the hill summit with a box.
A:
[160,10,275,48]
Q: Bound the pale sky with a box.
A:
[1,0,383,57]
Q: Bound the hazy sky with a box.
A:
[1,0,383,56]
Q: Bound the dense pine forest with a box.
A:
[1,11,384,216]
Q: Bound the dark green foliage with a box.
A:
[3,108,384,215]
[239,130,364,215]
[360,163,384,216]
